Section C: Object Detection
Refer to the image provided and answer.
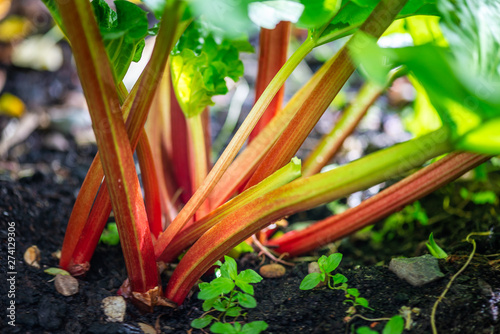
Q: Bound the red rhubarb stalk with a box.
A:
[249,21,291,142]
[270,152,491,256]
[56,0,158,294]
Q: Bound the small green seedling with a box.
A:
[300,253,372,313]
[426,233,448,259]
[191,256,268,334]
[99,223,120,246]
[459,187,499,205]
[355,315,405,334]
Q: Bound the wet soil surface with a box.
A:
[1,135,500,334]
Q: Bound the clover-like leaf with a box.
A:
[241,321,269,334]
[191,315,215,329]
[300,272,322,290]
[324,253,343,273]
[383,315,405,334]
[198,277,235,300]
[236,292,257,308]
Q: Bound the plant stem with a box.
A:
[56,0,158,294]
[249,21,291,142]
[302,67,406,177]
[166,126,449,304]
[270,152,490,256]
[154,37,316,259]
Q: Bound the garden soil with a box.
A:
[1,133,499,334]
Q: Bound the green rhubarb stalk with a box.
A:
[55,0,158,295]
[302,66,407,177]
[157,158,302,262]
[154,36,316,257]
[166,126,450,304]
[208,54,334,209]
[245,0,409,189]
[270,152,491,256]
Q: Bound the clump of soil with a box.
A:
[1,132,499,334]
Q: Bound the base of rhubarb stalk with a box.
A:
[67,261,90,276]
[118,279,177,312]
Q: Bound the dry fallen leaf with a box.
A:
[23,245,40,268]
[54,274,79,296]
[138,322,157,334]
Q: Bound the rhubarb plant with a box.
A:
[40,0,500,313]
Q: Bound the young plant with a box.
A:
[355,315,404,334]
[191,256,268,334]
[300,253,371,314]
[426,233,448,259]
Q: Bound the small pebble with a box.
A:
[259,263,286,278]
[24,245,41,268]
[102,296,126,322]
[138,323,156,334]
[54,274,79,296]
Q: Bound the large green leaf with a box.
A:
[171,22,251,117]
[317,0,439,45]
[91,0,149,83]
[296,0,341,29]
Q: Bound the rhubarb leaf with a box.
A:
[300,272,321,290]
[317,0,439,44]
[296,0,341,29]
[91,0,149,82]
[171,22,251,118]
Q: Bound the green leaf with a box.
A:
[332,273,348,285]
[171,22,249,118]
[324,253,343,273]
[317,255,328,271]
[44,268,70,276]
[457,118,500,155]
[202,297,218,311]
[355,297,369,308]
[235,281,254,295]
[221,256,238,280]
[317,0,439,45]
[211,322,238,334]
[346,288,360,297]
[426,232,448,259]
[226,306,243,317]
[238,269,263,284]
[198,277,235,300]
[236,292,257,308]
[191,315,215,329]
[213,299,231,312]
[382,315,405,334]
[248,1,304,29]
[141,0,165,19]
[91,0,149,83]
[99,223,120,246]
[296,0,341,29]
[40,0,66,35]
[241,321,269,334]
[300,272,321,290]
[357,327,378,334]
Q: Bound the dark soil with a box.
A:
[1,132,500,334]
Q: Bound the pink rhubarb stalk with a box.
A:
[249,21,291,142]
